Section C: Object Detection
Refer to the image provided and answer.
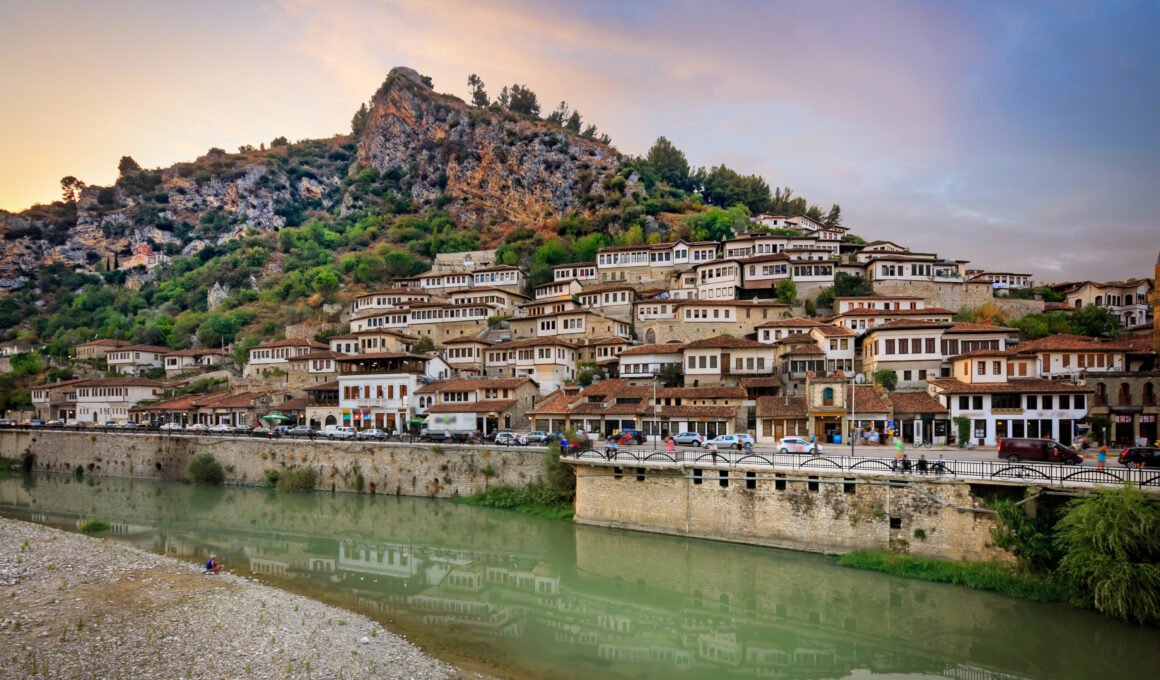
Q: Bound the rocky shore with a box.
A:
[0,518,486,679]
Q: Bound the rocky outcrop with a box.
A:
[353,67,621,239]
[0,65,622,290]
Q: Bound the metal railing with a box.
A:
[564,447,1160,489]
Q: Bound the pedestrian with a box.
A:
[900,454,912,474]
[666,436,674,454]
[708,441,718,464]
[1096,444,1107,470]
[917,454,928,474]
[893,438,905,471]
[810,433,818,454]
[205,554,222,574]
[933,454,946,474]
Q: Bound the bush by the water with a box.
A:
[264,468,281,487]
[187,453,224,485]
[276,466,318,492]
[1054,485,1160,624]
[837,551,1065,602]
[78,518,110,534]
[455,443,575,519]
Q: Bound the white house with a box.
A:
[616,343,685,383]
[105,345,169,375]
[335,353,443,431]
[483,338,578,394]
[163,348,225,378]
[245,339,328,378]
[928,353,1090,446]
[76,377,163,424]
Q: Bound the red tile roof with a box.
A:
[253,338,327,350]
[442,336,493,345]
[947,322,1017,333]
[618,343,685,356]
[928,379,1092,394]
[425,400,518,414]
[886,391,948,415]
[684,335,767,349]
[756,395,808,419]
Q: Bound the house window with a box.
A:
[822,387,834,406]
[977,361,986,375]
[993,361,1002,375]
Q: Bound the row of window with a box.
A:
[341,384,410,400]
[956,394,1085,410]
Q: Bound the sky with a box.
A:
[1,0,1157,283]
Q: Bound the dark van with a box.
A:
[997,438,1083,465]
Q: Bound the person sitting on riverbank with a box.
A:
[205,555,222,574]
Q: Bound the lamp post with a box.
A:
[850,372,865,456]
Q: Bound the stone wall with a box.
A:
[992,297,1046,319]
[0,430,545,498]
[571,461,1009,562]
[872,280,994,311]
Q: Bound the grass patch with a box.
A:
[0,456,15,479]
[78,518,110,534]
[456,485,573,520]
[838,551,1067,603]
[276,467,318,492]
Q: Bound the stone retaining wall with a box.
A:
[0,430,545,498]
[571,461,1009,562]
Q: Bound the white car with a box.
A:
[209,423,234,433]
[187,423,209,432]
[159,422,184,431]
[705,434,756,450]
[323,425,357,440]
[777,436,823,454]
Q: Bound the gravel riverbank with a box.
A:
[0,517,489,679]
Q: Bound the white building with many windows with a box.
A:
[76,378,163,424]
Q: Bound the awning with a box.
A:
[261,412,292,421]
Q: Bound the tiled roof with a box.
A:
[886,391,948,415]
[77,377,163,388]
[528,390,574,415]
[739,376,782,388]
[755,318,824,329]
[811,325,856,337]
[948,350,1013,360]
[110,344,170,354]
[528,380,745,417]
[425,400,518,414]
[848,385,893,413]
[756,395,808,419]
[1012,334,1119,353]
[928,379,1092,394]
[131,393,210,411]
[289,351,340,361]
[783,344,824,355]
[253,338,327,350]
[195,391,269,408]
[422,377,535,393]
[778,333,817,344]
[487,337,578,350]
[277,398,310,411]
[306,381,339,392]
[684,335,767,349]
[866,319,953,331]
[618,343,685,356]
[947,322,1017,333]
[164,348,226,357]
[442,336,493,345]
[77,339,131,348]
[334,352,430,361]
[657,405,738,418]
[835,307,954,318]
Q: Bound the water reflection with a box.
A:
[1,474,1155,680]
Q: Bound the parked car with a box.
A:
[671,432,704,446]
[323,425,357,440]
[0,419,14,427]
[121,421,139,429]
[27,419,46,427]
[1119,446,1160,469]
[208,423,233,433]
[102,420,119,428]
[618,428,647,445]
[286,426,318,437]
[524,431,549,444]
[45,419,65,427]
[777,436,823,454]
[997,438,1083,464]
[159,422,184,431]
[494,431,527,446]
[706,433,756,450]
[187,423,209,432]
[357,428,387,441]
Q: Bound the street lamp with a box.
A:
[850,372,866,456]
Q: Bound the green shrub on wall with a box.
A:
[187,453,224,485]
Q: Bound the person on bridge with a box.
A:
[666,437,674,454]
[893,438,905,470]
[916,454,928,474]
[1096,444,1108,470]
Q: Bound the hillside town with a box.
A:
[13,224,1159,450]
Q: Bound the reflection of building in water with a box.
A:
[339,541,419,578]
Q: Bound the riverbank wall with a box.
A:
[570,460,1010,562]
[0,429,544,498]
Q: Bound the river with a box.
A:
[0,473,1155,679]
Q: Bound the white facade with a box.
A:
[76,380,161,424]
[106,346,168,375]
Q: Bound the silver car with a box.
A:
[671,432,704,446]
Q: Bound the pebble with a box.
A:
[0,518,489,679]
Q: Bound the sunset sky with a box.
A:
[1,0,1156,281]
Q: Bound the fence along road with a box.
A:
[566,447,1160,491]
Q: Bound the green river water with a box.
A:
[1,473,1156,679]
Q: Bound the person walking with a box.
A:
[666,436,674,454]
[1096,444,1108,471]
[916,453,928,474]
[708,441,718,464]
[893,437,904,470]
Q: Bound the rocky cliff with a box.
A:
[0,66,622,291]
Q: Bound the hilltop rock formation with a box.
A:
[0,66,622,291]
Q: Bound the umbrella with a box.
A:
[261,412,291,422]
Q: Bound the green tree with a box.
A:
[60,176,85,203]
[506,84,540,116]
[574,361,599,387]
[658,362,683,388]
[118,156,142,177]
[411,336,435,353]
[774,279,797,304]
[565,110,582,133]
[684,205,748,242]
[1054,486,1160,624]
[351,102,371,136]
[312,268,341,297]
[646,136,691,190]
[823,203,842,228]
[833,272,872,297]
[467,74,489,108]
[196,313,241,348]
[699,165,772,214]
[572,233,610,263]
[1070,305,1118,338]
[874,369,898,392]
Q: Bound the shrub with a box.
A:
[838,551,1064,602]
[264,468,281,487]
[78,518,110,534]
[1054,485,1160,624]
[187,453,224,485]
[276,467,318,492]
[20,449,36,474]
